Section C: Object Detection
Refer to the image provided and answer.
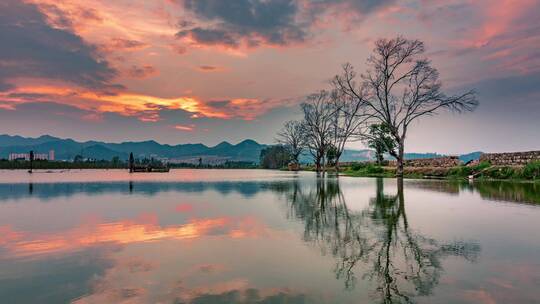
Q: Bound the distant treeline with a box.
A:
[169,161,257,169]
[0,159,258,170]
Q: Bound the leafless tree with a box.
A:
[328,89,371,171]
[300,90,335,173]
[276,120,306,165]
[334,37,478,177]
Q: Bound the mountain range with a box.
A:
[0,134,482,164]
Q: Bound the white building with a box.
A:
[8,150,55,161]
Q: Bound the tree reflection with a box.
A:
[406,180,540,205]
[274,178,480,303]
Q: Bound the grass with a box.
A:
[344,163,394,178]
[447,161,491,178]
[341,160,540,181]
[474,162,540,181]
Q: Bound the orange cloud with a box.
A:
[33,0,104,31]
[1,84,290,122]
[102,38,149,52]
[173,124,196,132]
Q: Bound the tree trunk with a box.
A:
[396,141,405,177]
[397,177,407,228]
[322,154,326,176]
[315,155,321,173]
[334,152,342,173]
[377,150,384,166]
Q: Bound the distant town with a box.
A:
[8,150,55,161]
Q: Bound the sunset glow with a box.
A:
[1,0,539,150]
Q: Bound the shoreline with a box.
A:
[339,164,540,182]
[1,166,538,183]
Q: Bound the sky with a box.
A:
[0,0,539,154]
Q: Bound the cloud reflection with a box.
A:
[0,216,274,258]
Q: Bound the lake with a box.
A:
[0,169,539,303]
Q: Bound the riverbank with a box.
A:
[340,161,540,181]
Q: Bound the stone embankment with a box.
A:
[480,151,540,166]
[388,156,461,168]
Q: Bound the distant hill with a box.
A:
[458,151,483,163]
[403,152,445,160]
[0,135,59,147]
[0,135,268,163]
[0,134,484,164]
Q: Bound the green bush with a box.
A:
[475,161,492,171]
[366,164,384,174]
[447,161,492,178]
[448,166,472,177]
[523,161,540,179]
[481,166,518,180]
[351,162,367,171]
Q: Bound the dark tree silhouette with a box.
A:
[28,150,34,173]
[260,145,291,169]
[129,152,134,173]
[300,91,335,173]
[276,120,306,165]
[328,89,370,171]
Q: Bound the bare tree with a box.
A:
[328,89,370,171]
[301,91,335,173]
[276,120,306,165]
[334,37,478,177]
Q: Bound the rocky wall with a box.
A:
[479,151,540,166]
[388,156,461,168]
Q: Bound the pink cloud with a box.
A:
[103,38,149,52]
[175,203,194,212]
[462,289,497,304]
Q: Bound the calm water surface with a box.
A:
[0,169,539,303]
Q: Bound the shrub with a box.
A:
[366,164,384,174]
[351,162,367,171]
[523,161,540,180]
[482,166,518,180]
[448,166,472,177]
[475,161,491,171]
